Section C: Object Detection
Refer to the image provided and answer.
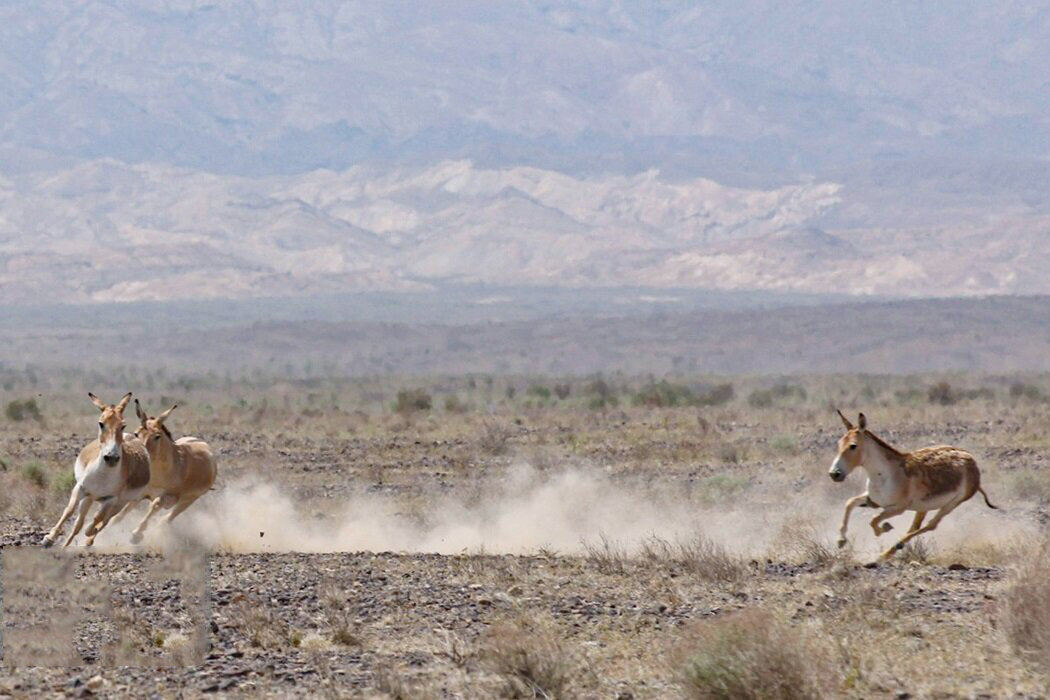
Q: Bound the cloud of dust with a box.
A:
[93,461,1034,560]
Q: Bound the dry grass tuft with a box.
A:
[640,534,747,583]
[478,419,514,456]
[582,532,630,575]
[674,608,836,700]
[773,517,852,570]
[482,618,579,699]
[1000,539,1050,669]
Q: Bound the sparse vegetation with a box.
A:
[1001,540,1050,669]
[5,398,42,422]
[483,619,577,699]
[675,609,834,700]
[395,388,433,413]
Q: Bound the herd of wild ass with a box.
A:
[41,395,997,561]
[42,392,217,548]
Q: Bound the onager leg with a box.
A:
[165,493,203,524]
[882,500,964,560]
[109,498,145,526]
[43,484,83,547]
[130,494,177,544]
[63,495,96,547]
[837,492,869,548]
[907,511,927,533]
[870,504,907,537]
[84,501,120,547]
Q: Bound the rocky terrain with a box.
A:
[1,374,1050,696]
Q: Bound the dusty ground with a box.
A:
[1,374,1049,698]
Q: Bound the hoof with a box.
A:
[836,537,847,549]
[881,522,894,533]
[41,536,54,549]
[863,560,880,569]
[129,531,143,545]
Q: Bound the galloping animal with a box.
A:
[43,393,151,547]
[116,400,217,543]
[829,410,998,560]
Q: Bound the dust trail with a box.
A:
[92,461,1034,560]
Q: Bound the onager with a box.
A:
[42,393,151,548]
[119,400,217,544]
[829,410,998,560]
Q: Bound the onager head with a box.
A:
[134,400,177,451]
[88,392,132,466]
[829,408,868,482]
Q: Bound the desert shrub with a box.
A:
[505,386,517,400]
[585,377,618,409]
[1010,382,1045,401]
[747,384,806,408]
[483,619,577,699]
[553,383,571,400]
[928,382,993,404]
[769,434,799,453]
[51,470,76,495]
[526,384,551,400]
[583,533,630,575]
[641,534,746,583]
[633,380,696,408]
[478,420,513,456]
[5,398,42,422]
[395,388,432,413]
[444,395,470,414]
[927,381,955,405]
[675,608,834,700]
[695,383,735,406]
[1000,539,1050,669]
[20,462,47,489]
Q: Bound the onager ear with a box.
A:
[157,404,178,425]
[88,393,107,411]
[858,412,867,430]
[116,392,133,414]
[836,408,854,430]
[134,399,149,428]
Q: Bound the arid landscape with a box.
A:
[3,371,1050,697]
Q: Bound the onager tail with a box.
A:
[977,486,999,510]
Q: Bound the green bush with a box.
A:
[633,380,696,408]
[747,384,807,408]
[527,384,552,399]
[5,398,42,422]
[553,383,571,400]
[21,462,47,489]
[394,389,432,413]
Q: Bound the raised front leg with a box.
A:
[870,504,907,538]
[43,483,83,547]
[63,495,96,547]
[837,492,869,548]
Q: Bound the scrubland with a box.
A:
[2,371,1050,697]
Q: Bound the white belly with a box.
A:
[78,456,124,498]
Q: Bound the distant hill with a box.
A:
[3,159,1049,305]
[2,2,1048,176]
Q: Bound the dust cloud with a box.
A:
[93,462,1033,561]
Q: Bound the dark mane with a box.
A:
[864,430,904,457]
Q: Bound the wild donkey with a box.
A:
[829,410,998,560]
[43,393,151,547]
[115,400,217,543]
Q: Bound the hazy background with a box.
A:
[2,1,1049,373]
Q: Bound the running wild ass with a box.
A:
[43,393,151,547]
[119,400,217,543]
[829,410,998,560]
